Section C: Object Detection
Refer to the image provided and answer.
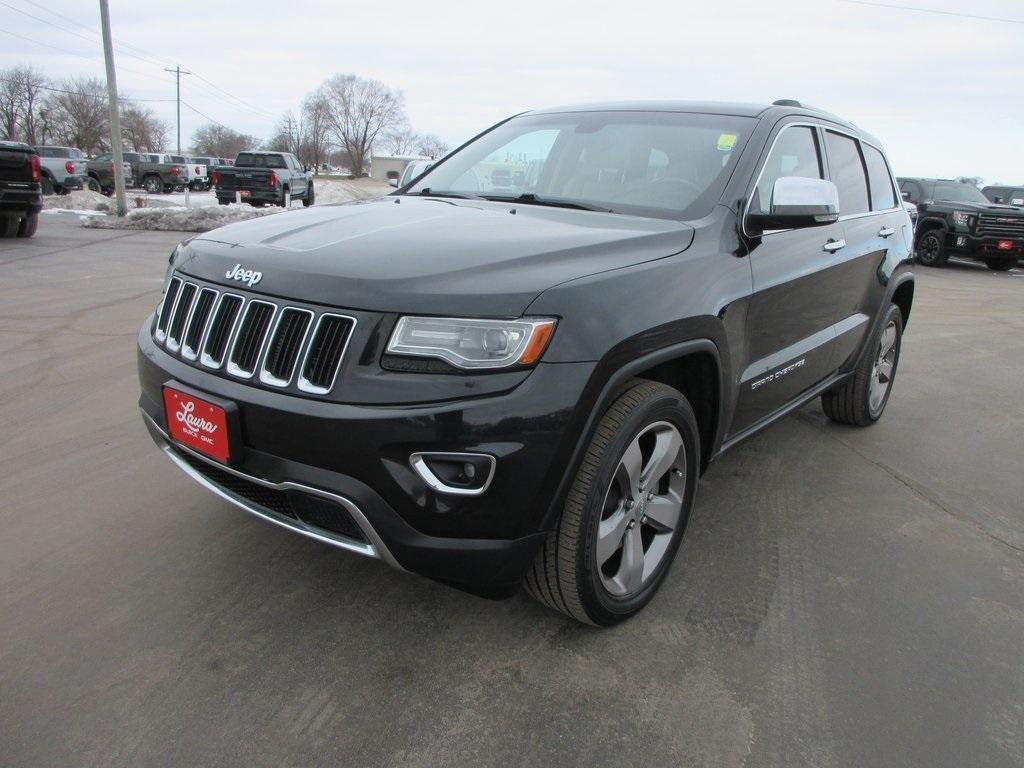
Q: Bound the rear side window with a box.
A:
[751,126,823,216]
[826,131,869,215]
[862,144,896,210]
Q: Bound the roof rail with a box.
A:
[772,99,803,107]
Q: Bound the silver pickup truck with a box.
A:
[34,146,89,195]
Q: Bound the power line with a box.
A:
[189,71,277,118]
[838,0,1024,25]
[0,75,173,102]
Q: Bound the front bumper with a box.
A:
[945,230,1024,258]
[138,323,595,593]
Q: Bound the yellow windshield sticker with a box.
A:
[717,133,738,152]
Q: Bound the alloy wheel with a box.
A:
[596,421,686,597]
[869,319,898,413]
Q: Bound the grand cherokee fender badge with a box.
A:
[225,263,263,287]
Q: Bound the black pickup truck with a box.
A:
[898,177,1024,270]
[0,140,42,238]
[213,151,314,207]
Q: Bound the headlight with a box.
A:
[386,316,556,370]
[951,210,972,228]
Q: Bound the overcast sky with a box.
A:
[2,0,1022,182]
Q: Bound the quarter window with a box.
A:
[825,131,869,215]
[863,144,896,210]
[751,126,822,216]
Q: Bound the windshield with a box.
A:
[235,153,286,169]
[406,111,755,220]
[932,182,989,204]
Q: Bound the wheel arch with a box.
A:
[915,217,946,243]
[891,278,914,327]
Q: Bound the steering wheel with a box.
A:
[608,177,703,204]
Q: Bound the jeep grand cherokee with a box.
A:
[138,99,915,625]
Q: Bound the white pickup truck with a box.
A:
[167,154,209,191]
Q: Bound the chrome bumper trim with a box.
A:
[141,409,403,570]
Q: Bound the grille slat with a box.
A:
[298,314,354,394]
[166,283,197,350]
[261,308,313,385]
[201,294,243,368]
[977,215,1024,238]
[155,277,182,341]
[227,301,275,377]
[182,288,217,359]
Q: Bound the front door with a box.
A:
[730,122,845,435]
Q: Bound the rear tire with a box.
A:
[41,176,54,196]
[915,229,948,267]
[821,303,903,426]
[1,216,19,237]
[143,175,164,194]
[985,258,1014,271]
[303,183,315,207]
[86,177,102,193]
[524,380,699,625]
[16,213,38,238]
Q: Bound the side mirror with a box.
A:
[901,190,911,201]
[747,177,839,233]
[388,178,398,188]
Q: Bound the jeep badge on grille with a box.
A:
[225,264,263,287]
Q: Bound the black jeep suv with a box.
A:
[898,177,1024,271]
[138,100,914,625]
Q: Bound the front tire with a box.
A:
[821,303,903,426]
[985,258,1014,271]
[86,177,102,193]
[524,380,699,625]
[915,230,948,267]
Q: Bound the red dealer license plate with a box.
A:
[997,240,1014,251]
[163,386,230,463]
[240,190,251,197]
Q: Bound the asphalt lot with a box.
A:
[1,217,1022,768]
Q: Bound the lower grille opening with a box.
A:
[172,448,366,543]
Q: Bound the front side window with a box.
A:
[863,144,896,210]
[826,131,869,216]
[407,111,755,220]
[751,125,822,216]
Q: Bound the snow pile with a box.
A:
[42,189,117,212]
[314,178,391,205]
[81,204,277,232]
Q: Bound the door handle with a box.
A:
[823,239,846,253]
[878,227,896,238]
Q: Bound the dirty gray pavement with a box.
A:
[2,218,1022,767]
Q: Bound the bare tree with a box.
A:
[416,134,450,160]
[381,125,419,156]
[265,110,300,154]
[120,103,168,152]
[0,65,48,142]
[192,123,259,159]
[955,176,984,187]
[321,74,405,177]
[44,77,109,154]
[300,88,332,174]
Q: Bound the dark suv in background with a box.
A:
[139,100,914,624]
[899,177,1024,270]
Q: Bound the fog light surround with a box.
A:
[410,452,496,496]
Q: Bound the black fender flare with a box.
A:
[539,336,725,532]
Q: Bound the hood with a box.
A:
[934,200,1024,214]
[175,196,694,316]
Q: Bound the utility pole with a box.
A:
[98,0,126,217]
[284,116,295,152]
[164,65,191,154]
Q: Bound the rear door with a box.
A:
[730,121,847,434]
[820,130,906,370]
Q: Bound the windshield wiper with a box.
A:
[488,193,615,213]
[412,188,485,200]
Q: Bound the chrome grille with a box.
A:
[298,314,355,394]
[977,214,1024,238]
[152,273,357,395]
[166,282,197,352]
[226,301,276,378]
[182,288,217,360]
[260,308,313,386]
[201,294,243,368]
